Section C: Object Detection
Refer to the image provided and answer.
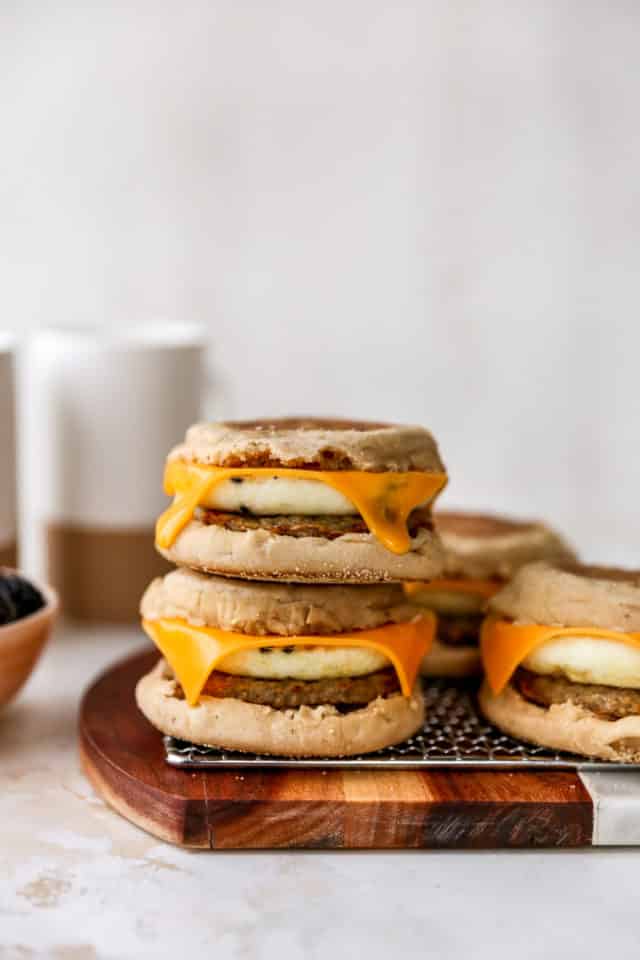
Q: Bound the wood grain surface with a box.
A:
[79,649,594,849]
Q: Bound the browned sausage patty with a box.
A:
[199,507,433,541]
[180,668,401,709]
[437,612,484,648]
[515,668,640,720]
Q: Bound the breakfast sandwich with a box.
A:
[154,418,448,584]
[136,568,434,756]
[479,562,640,762]
[407,511,575,677]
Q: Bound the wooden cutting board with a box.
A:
[79,649,594,849]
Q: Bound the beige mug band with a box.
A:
[0,542,17,569]
[47,525,171,622]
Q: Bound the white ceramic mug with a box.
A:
[19,324,207,620]
[0,335,17,567]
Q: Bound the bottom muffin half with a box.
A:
[137,658,425,758]
[479,674,640,763]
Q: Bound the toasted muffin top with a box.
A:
[167,417,445,473]
[489,561,640,632]
[435,511,576,580]
[141,566,421,636]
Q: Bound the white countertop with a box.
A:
[1,624,639,960]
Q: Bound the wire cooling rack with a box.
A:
[164,679,634,770]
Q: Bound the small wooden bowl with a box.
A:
[0,573,58,710]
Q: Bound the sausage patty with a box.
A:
[515,668,640,720]
[437,612,484,648]
[182,667,400,709]
[199,507,433,541]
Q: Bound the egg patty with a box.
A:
[217,644,390,680]
[522,635,640,689]
[199,476,357,515]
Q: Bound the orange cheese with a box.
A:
[142,613,436,705]
[155,461,447,555]
[481,616,640,695]
[404,578,501,599]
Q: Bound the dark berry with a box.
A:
[0,580,17,625]
[0,572,45,626]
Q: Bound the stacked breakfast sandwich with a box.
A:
[136,418,448,757]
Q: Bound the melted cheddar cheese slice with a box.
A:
[481,616,640,695]
[404,578,501,599]
[142,614,436,705]
[155,461,447,555]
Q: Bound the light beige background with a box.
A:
[0,341,17,547]
[2,2,639,563]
